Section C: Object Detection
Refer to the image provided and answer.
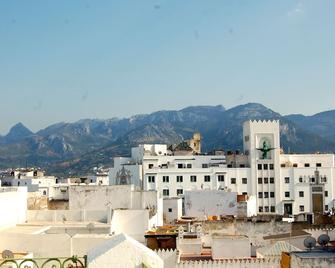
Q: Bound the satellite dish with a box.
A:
[2,250,14,259]
[318,234,330,247]
[304,237,316,250]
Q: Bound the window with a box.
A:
[227,164,233,168]
[264,192,269,198]
[285,177,290,184]
[187,163,192,168]
[190,175,197,182]
[299,191,304,197]
[293,163,298,167]
[178,163,184,169]
[325,205,329,211]
[281,164,286,168]
[299,205,304,212]
[270,192,275,198]
[259,207,263,212]
[242,178,247,184]
[202,164,209,168]
[316,163,322,167]
[148,164,154,169]
[264,206,269,212]
[242,192,247,195]
[270,177,274,184]
[258,192,263,198]
[218,175,224,182]
[240,164,245,168]
[285,192,290,198]
[258,164,262,170]
[258,177,262,184]
[204,175,211,182]
[299,177,303,183]
[244,135,249,142]
[177,176,183,183]
[325,191,328,197]
[305,163,310,167]
[322,176,327,183]
[231,178,236,184]
[43,190,47,196]
[148,176,155,183]
[263,164,268,170]
[270,164,274,170]
[271,206,275,212]
[264,177,269,184]
[177,189,183,195]
[168,208,172,213]
[163,189,169,196]
[163,176,169,183]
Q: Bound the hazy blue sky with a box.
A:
[1,0,334,134]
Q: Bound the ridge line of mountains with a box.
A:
[1,103,335,177]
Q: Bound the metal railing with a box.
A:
[0,256,87,268]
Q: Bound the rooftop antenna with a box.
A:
[304,237,316,251]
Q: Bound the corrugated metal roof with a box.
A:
[258,241,301,256]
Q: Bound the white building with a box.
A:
[109,120,335,217]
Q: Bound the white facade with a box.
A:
[184,190,237,218]
[211,235,250,259]
[0,187,27,230]
[163,198,183,224]
[109,120,335,216]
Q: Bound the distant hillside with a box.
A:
[1,103,335,177]
[284,110,335,142]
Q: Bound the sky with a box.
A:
[0,0,335,134]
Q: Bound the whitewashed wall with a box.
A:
[69,185,159,211]
[177,258,280,268]
[0,232,112,257]
[185,190,237,218]
[87,233,164,268]
[212,236,250,259]
[27,210,108,223]
[110,209,150,243]
[0,187,27,230]
[163,198,183,224]
[155,249,177,268]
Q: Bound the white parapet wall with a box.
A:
[176,258,280,268]
[155,249,178,268]
[0,187,27,230]
[27,210,108,223]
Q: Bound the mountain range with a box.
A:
[1,103,335,177]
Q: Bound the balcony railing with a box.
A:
[0,256,87,268]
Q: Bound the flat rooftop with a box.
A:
[0,221,110,235]
[292,250,335,259]
[263,230,310,240]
